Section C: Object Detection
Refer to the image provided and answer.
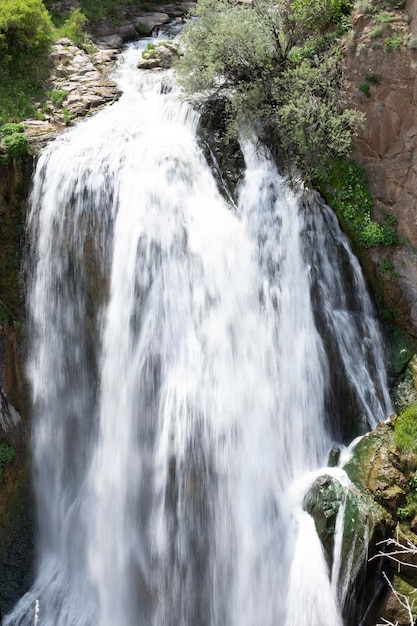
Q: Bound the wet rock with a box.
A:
[138,41,179,70]
[304,471,393,624]
[132,12,170,34]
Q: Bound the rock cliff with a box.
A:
[344,0,417,338]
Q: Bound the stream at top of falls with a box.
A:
[5,34,393,626]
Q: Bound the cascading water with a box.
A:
[6,37,392,626]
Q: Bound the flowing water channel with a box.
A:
[6,37,392,626]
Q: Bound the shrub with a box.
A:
[57,8,89,48]
[176,0,361,180]
[0,0,53,66]
[0,0,53,123]
[315,160,397,248]
[385,33,403,49]
[271,60,364,177]
[370,25,384,38]
[290,0,353,34]
[0,123,29,159]
[358,83,371,97]
[395,404,417,455]
[49,89,68,108]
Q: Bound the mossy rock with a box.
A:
[304,473,392,578]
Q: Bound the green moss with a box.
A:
[395,404,417,455]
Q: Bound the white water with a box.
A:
[6,38,392,625]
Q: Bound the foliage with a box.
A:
[395,404,417,456]
[0,0,54,64]
[315,160,397,248]
[271,59,364,176]
[290,0,352,35]
[142,42,156,59]
[385,33,403,49]
[358,83,371,97]
[56,8,89,48]
[49,89,68,108]
[0,123,29,160]
[176,0,361,180]
[0,440,15,475]
[365,72,381,84]
[0,0,53,124]
[177,0,280,94]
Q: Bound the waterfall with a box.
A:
[6,38,392,626]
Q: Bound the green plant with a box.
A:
[0,124,29,159]
[62,108,71,125]
[376,10,395,23]
[385,33,403,49]
[379,260,394,272]
[370,24,384,38]
[0,1,53,124]
[396,504,417,520]
[56,8,89,48]
[176,0,363,181]
[0,440,15,475]
[49,89,68,108]
[358,83,371,97]
[365,72,381,84]
[290,0,353,34]
[142,42,157,59]
[315,159,397,248]
[0,0,54,65]
[395,404,417,456]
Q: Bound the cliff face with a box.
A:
[343,0,417,337]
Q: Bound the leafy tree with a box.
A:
[0,0,53,66]
[271,58,363,176]
[176,0,360,180]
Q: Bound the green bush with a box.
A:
[56,8,89,48]
[0,0,53,65]
[315,160,397,248]
[176,0,361,180]
[0,123,29,159]
[272,60,364,177]
[358,83,371,97]
[385,33,403,49]
[395,404,417,455]
[290,0,352,34]
[0,0,53,124]
[49,89,68,108]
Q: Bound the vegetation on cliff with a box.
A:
[175,0,403,250]
[176,0,362,180]
[0,0,54,123]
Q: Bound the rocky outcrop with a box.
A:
[47,1,194,48]
[308,417,417,625]
[344,0,417,337]
[21,38,120,151]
